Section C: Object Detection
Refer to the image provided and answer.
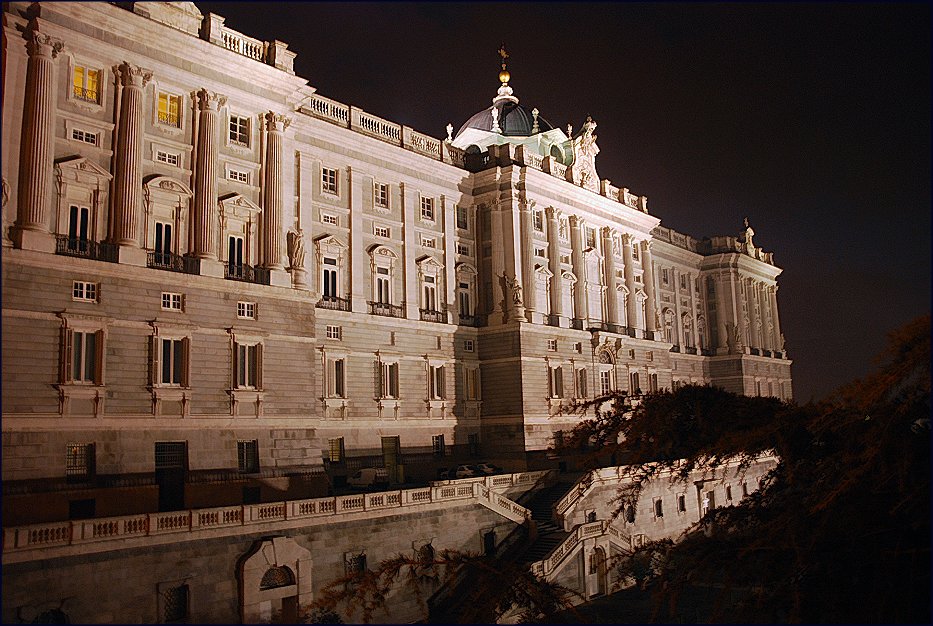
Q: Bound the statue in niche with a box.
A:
[287,229,305,269]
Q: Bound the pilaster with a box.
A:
[601,227,619,326]
[401,183,419,320]
[569,216,586,322]
[349,167,368,314]
[546,206,565,324]
[621,233,638,328]
[519,199,535,321]
[641,240,658,334]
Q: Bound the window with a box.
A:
[328,437,345,463]
[422,275,437,311]
[463,339,474,352]
[560,254,571,265]
[161,292,183,311]
[374,225,390,238]
[374,182,390,208]
[646,350,654,361]
[630,372,641,394]
[326,357,346,397]
[654,498,664,519]
[157,92,181,127]
[379,361,399,399]
[420,235,436,249]
[458,281,473,317]
[323,257,339,298]
[632,243,640,261]
[533,210,544,232]
[600,370,611,396]
[326,325,342,340]
[468,433,480,456]
[457,243,471,256]
[229,114,250,146]
[71,128,98,146]
[695,277,701,293]
[72,280,98,303]
[534,247,546,258]
[237,440,259,473]
[67,205,91,251]
[649,373,659,392]
[456,205,468,230]
[547,339,558,352]
[156,150,179,166]
[421,196,435,221]
[156,337,189,386]
[635,274,642,283]
[322,167,338,195]
[742,482,749,497]
[678,494,687,513]
[322,213,338,226]
[662,268,670,285]
[574,342,583,354]
[548,366,564,398]
[629,349,636,359]
[234,342,262,389]
[429,365,446,399]
[680,274,687,290]
[160,584,189,623]
[432,434,446,456]
[228,235,244,275]
[227,167,249,184]
[65,443,96,480]
[64,329,103,384]
[464,367,480,400]
[576,368,588,398]
[237,301,256,319]
[726,485,733,501]
[73,65,99,103]
[375,266,391,304]
[586,227,597,248]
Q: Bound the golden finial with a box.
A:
[498,44,510,84]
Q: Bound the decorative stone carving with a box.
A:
[503,273,523,307]
[25,27,64,60]
[286,229,305,269]
[194,88,226,111]
[114,62,152,88]
[569,116,600,192]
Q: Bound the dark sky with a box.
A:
[198,1,931,402]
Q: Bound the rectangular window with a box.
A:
[235,342,261,389]
[632,244,640,261]
[376,266,391,304]
[600,370,611,396]
[456,243,471,256]
[680,274,687,290]
[458,287,472,317]
[695,277,701,293]
[227,167,249,184]
[161,292,183,311]
[237,440,259,473]
[560,254,571,264]
[380,361,399,399]
[159,337,188,386]
[72,280,98,303]
[678,494,687,513]
[228,235,244,275]
[68,205,91,250]
[534,247,546,258]
[547,339,558,352]
[65,443,96,480]
[634,275,642,283]
[345,552,367,575]
[630,372,641,394]
[73,65,100,103]
[649,373,659,392]
[548,366,564,398]
[322,167,338,195]
[325,325,342,340]
[154,221,173,261]
[423,275,437,311]
[229,114,250,146]
[586,227,597,248]
[646,351,654,361]
[576,368,588,398]
[72,330,100,383]
[374,182,389,208]
[237,301,256,319]
[322,213,338,226]
[323,257,339,298]
[157,92,181,127]
[327,357,346,397]
[421,235,436,249]
[328,437,345,463]
[533,210,544,232]
[421,196,435,221]
[742,482,749,497]
[463,339,474,352]
[156,150,179,166]
[432,434,446,456]
[430,365,446,399]
[374,225,390,238]
[160,583,189,623]
[456,205,468,230]
[574,342,583,354]
[726,485,733,501]
[464,367,480,400]
[71,128,98,146]
[654,498,664,519]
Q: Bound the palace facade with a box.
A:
[2,2,790,621]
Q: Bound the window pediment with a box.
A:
[315,234,348,256]
[218,192,260,219]
[534,264,553,277]
[455,262,477,276]
[144,175,192,198]
[561,270,577,283]
[55,156,112,185]
[369,244,399,259]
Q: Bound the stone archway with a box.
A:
[239,536,312,623]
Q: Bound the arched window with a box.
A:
[259,566,295,590]
[597,350,614,395]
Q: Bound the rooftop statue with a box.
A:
[569,116,600,192]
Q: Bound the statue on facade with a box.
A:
[445,123,453,143]
[568,116,600,192]
[286,229,305,269]
[740,217,756,255]
[724,322,743,353]
[502,273,523,307]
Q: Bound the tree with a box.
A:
[561,315,931,622]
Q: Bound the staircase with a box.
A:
[518,477,580,564]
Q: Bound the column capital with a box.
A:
[568,214,584,228]
[24,25,63,59]
[545,205,561,220]
[114,62,152,88]
[194,88,227,111]
[600,225,616,239]
[621,232,634,245]
[641,239,653,253]
[264,111,291,132]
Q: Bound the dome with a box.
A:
[455,101,554,139]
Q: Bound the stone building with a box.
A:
[1,2,791,622]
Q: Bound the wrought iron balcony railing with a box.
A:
[368,301,404,318]
[55,236,118,263]
[670,344,681,353]
[419,308,447,324]
[684,346,698,355]
[316,295,351,311]
[73,86,99,103]
[147,251,200,275]
[225,263,270,285]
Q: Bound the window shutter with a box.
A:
[94,330,105,385]
[61,327,74,384]
[181,337,191,387]
[232,342,240,389]
[390,363,398,398]
[255,344,263,389]
[556,367,563,398]
[375,360,382,398]
[150,335,161,386]
[439,366,445,399]
[326,359,334,397]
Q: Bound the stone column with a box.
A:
[759,282,773,351]
[111,62,152,252]
[714,273,730,352]
[488,200,505,324]
[745,278,758,352]
[261,112,289,271]
[350,167,369,314]
[519,200,535,320]
[770,285,784,353]
[621,234,638,329]
[569,216,586,324]
[673,268,683,346]
[546,207,563,322]
[13,23,63,252]
[601,227,619,327]
[191,88,225,260]
[641,240,658,336]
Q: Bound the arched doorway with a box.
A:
[590,546,607,597]
[239,537,313,623]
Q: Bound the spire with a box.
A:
[493,44,518,104]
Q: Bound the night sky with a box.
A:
[198,1,931,402]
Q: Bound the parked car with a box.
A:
[347,467,389,489]
[472,462,504,475]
